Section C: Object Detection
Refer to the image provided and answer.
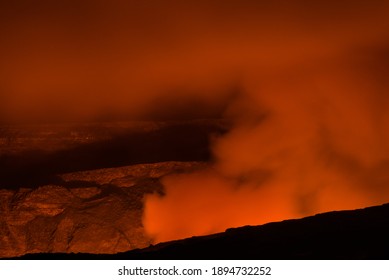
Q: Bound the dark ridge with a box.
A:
[10,202,389,260]
[0,121,227,189]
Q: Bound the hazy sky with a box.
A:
[1,0,389,122]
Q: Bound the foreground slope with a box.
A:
[128,202,389,259]
[11,202,389,259]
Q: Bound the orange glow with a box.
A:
[144,170,298,242]
[1,1,389,243]
[144,59,389,241]
[142,1,389,243]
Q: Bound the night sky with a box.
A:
[1,1,388,122]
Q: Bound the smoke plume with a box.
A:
[143,2,389,242]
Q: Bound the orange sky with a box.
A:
[1,0,389,122]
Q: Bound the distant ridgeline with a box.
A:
[0,120,228,189]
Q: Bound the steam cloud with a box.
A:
[144,60,389,242]
[142,2,389,242]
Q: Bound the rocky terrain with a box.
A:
[0,161,206,258]
[0,120,226,258]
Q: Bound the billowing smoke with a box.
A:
[142,2,389,242]
[143,60,389,242]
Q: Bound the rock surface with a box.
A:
[0,161,206,258]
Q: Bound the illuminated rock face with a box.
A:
[0,161,205,258]
[0,183,150,258]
